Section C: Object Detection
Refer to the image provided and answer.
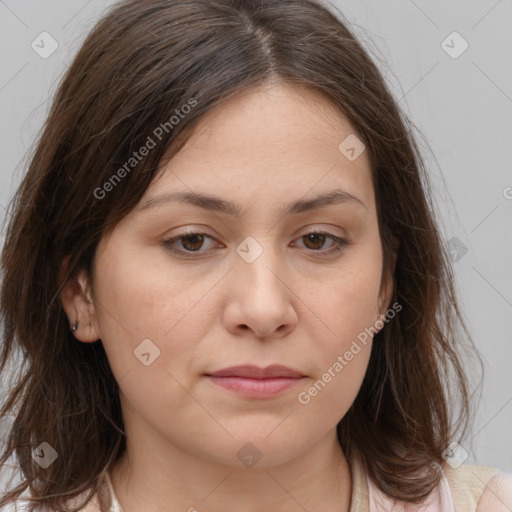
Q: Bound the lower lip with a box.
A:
[206,376,303,398]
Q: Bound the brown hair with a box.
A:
[0,0,479,509]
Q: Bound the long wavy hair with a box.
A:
[0,0,479,510]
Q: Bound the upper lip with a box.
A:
[207,364,305,379]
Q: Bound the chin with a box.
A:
[222,431,311,469]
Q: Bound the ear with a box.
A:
[376,236,399,321]
[59,255,101,343]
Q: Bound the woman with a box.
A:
[0,0,510,511]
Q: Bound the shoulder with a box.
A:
[0,490,104,512]
[443,463,512,512]
[0,498,103,512]
[475,471,512,512]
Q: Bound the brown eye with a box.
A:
[294,231,348,254]
[180,234,206,252]
[162,232,218,255]
[162,230,347,258]
[302,233,328,250]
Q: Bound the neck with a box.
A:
[110,430,352,512]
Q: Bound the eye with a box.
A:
[162,232,219,255]
[292,231,348,255]
[161,230,348,257]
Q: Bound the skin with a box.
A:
[61,80,395,512]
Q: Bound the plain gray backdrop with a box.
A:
[0,0,511,493]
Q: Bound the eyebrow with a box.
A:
[139,188,367,216]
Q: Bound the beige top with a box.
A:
[31,454,512,511]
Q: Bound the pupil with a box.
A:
[183,234,203,251]
[306,233,325,249]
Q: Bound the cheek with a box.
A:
[92,263,208,433]
[316,244,383,340]
[94,239,190,334]
[298,242,382,398]
[92,242,218,385]
[295,269,379,419]
[296,341,371,420]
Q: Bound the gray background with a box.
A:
[0,0,511,491]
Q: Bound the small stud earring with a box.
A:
[86,321,94,328]
[71,322,78,332]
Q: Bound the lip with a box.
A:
[208,364,305,379]
[205,365,306,399]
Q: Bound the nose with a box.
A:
[223,244,298,339]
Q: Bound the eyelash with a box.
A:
[162,230,348,258]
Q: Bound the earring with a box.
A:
[86,321,94,328]
[71,322,78,332]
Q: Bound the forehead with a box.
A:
[143,80,374,216]
[175,81,364,159]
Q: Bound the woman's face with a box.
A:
[64,81,393,468]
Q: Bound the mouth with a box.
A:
[205,365,306,399]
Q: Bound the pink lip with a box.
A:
[205,365,305,399]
